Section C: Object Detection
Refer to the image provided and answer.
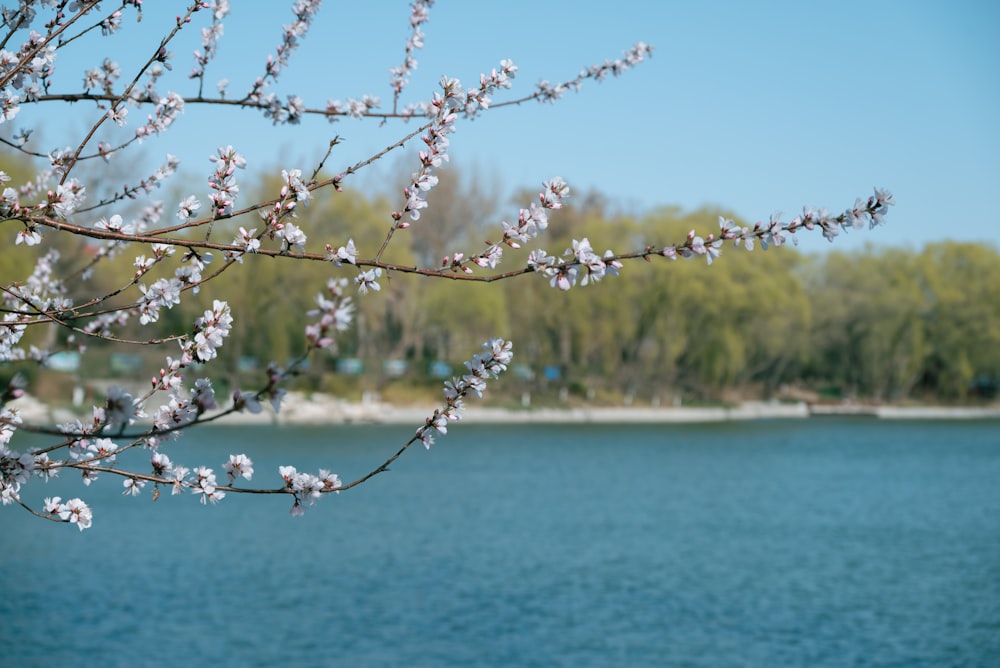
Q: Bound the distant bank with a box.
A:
[11,393,1000,427]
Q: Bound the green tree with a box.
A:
[919,242,1000,398]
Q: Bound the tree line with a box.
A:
[7,169,997,405]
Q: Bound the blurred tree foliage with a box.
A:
[4,159,998,404]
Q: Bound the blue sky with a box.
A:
[30,1,1000,253]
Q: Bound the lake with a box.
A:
[2,419,998,667]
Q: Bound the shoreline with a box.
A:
[271,397,1000,425]
[10,392,1000,427]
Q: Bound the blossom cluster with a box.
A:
[522,188,895,289]
[445,176,568,273]
[417,338,513,448]
[325,95,380,121]
[245,0,321,123]
[189,300,233,363]
[660,187,897,264]
[134,92,185,142]
[388,59,517,235]
[0,28,57,122]
[233,362,288,417]
[1,409,30,504]
[389,0,435,100]
[103,386,143,432]
[145,301,232,436]
[83,58,122,95]
[262,168,311,252]
[138,277,182,325]
[1,249,70,362]
[280,465,343,516]
[536,41,654,103]
[42,497,92,531]
[459,59,517,119]
[146,451,250,506]
[46,179,86,220]
[99,155,178,208]
[208,145,246,216]
[305,278,354,350]
[532,238,622,290]
[394,76,460,224]
[189,1,229,82]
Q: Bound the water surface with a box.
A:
[2,419,998,666]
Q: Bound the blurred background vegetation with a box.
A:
[4,158,999,408]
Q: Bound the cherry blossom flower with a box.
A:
[122,478,145,496]
[95,214,135,235]
[59,498,93,531]
[236,226,260,253]
[223,454,254,484]
[192,466,224,505]
[279,222,307,252]
[177,195,202,220]
[43,496,63,515]
[704,236,724,266]
[188,300,232,363]
[50,180,86,219]
[133,255,155,276]
[101,11,123,35]
[90,438,117,464]
[191,378,218,414]
[15,227,41,246]
[355,268,383,295]
[0,90,20,122]
[170,466,190,495]
[0,185,19,217]
[107,105,128,127]
[527,249,556,272]
[104,386,141,431]
[319,469,342,492]
[281,168,311,203]
[326,238,357,266]
[0,407,21,447]
[151,452,173,477]
[279,465,297,486]
[233,391,263,414]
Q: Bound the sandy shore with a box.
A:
[9,391,1000,426]
[235,396,1000,425]
[266,395,815,425]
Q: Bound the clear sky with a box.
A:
[28,1,1000,253]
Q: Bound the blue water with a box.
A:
[2,419,998,667]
